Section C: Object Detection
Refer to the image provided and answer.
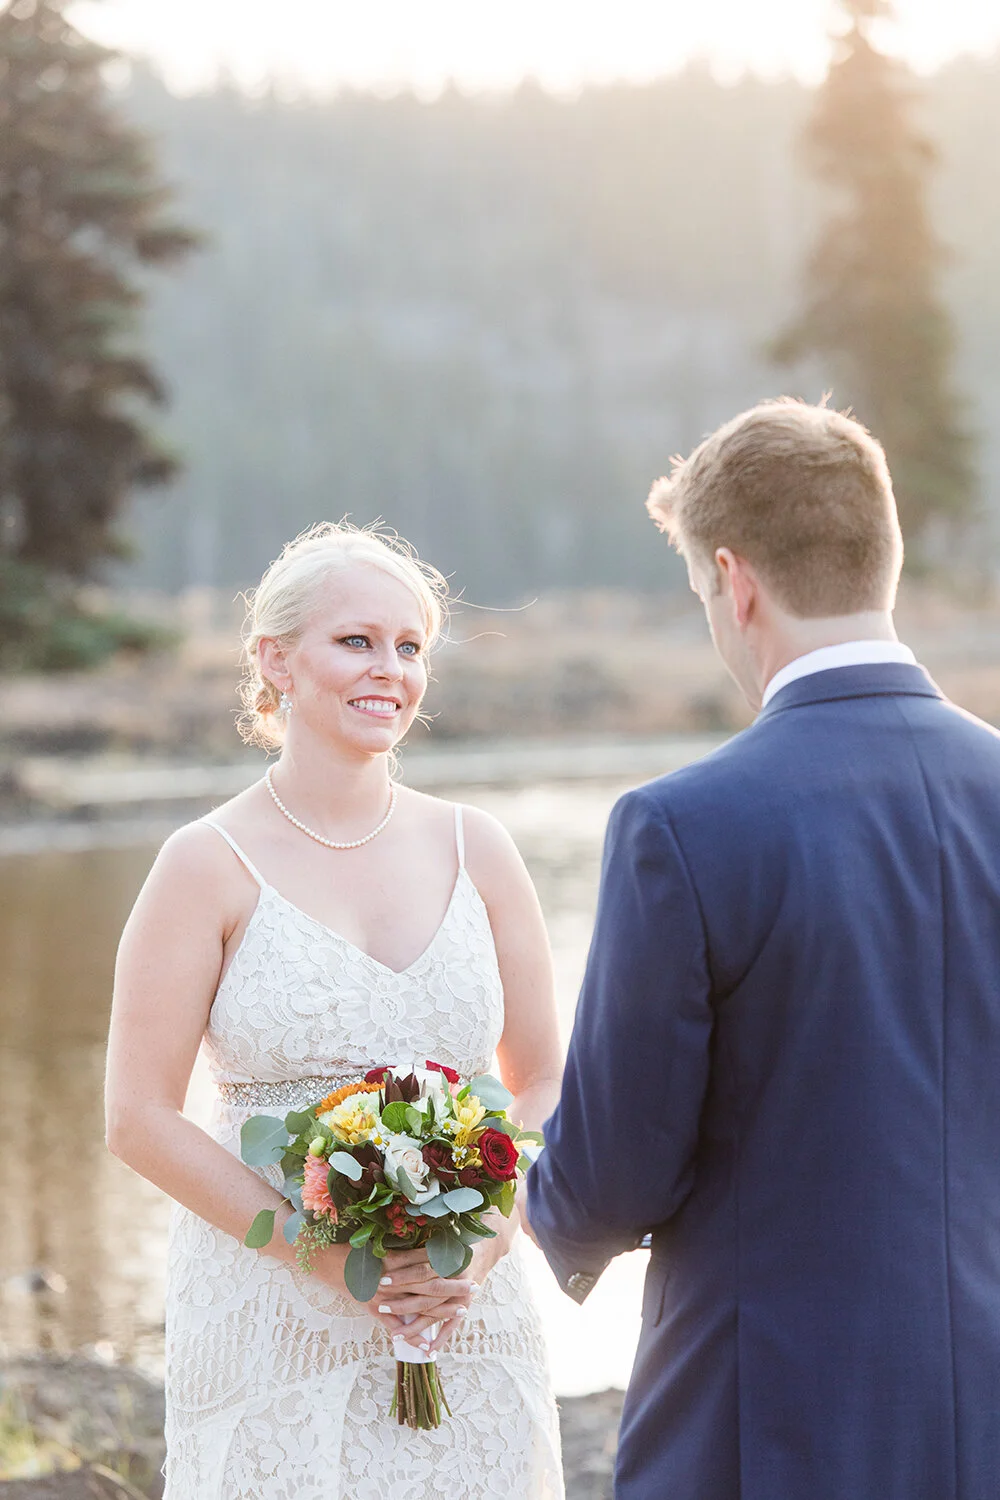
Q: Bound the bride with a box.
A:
[105,524,565,1499]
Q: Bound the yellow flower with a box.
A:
[452,1145,482,1169]
[450,1095,487,1148]
[319,1092,381,1146]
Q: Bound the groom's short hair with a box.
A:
[646,399,904,616]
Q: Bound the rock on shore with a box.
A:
[557,1389,625,1497]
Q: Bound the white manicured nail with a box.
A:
[380,1276,392,1285]
[378,1304,392,1314]
[457,1306,467,1318]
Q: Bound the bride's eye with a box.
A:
[339,635,370,649]
[398,641,422,657]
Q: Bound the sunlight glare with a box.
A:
[69,0,1000,96]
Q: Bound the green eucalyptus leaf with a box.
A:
[282,1210,307,1245]
[457,1222,492,1246]
[280,1148,305,1181]
[240,1116,288,1167]
[244,1208,276,1249]
[327,1151,363,1182]
[350,1222,375,1248]
[468,1074,513,1111]
[281,1177,304,1212]
[427,1228,467,1278]
[380,1101,414,1133]
[485,1117,519,1138]
[407,1194,450,1218]
[440,1187,484,1212]
[284,1109,315,1135]
[496,1179,517,1218]
[395,1165,420,1202]
[345,1242,383,1302]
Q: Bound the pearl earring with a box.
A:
[279,691,293,717]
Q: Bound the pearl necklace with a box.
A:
[265,765,398,850]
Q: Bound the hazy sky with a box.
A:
[69,0,1000,95]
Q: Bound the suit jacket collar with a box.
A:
[756,661,944,722]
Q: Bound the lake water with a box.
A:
[0,779,651,1396]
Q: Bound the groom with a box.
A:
[527,399,1000,1500]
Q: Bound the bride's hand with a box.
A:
[370,1246,478,1345]
[424,1209,519,1354]
[305,1243,465,1337]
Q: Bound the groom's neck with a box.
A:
[753,609,899,701]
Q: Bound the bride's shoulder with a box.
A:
[402,789,521,875]
[154,780,266,871]
[150,811,248,891]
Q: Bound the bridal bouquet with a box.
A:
[239,1061,542,1429]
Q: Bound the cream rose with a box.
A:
[383,1133,442,1205]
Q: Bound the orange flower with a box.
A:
[301,1152,338,1219]
[315,1080,381,1114]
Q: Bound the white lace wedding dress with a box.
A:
[162,805,564,1500]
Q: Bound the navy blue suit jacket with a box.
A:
[528,663,1000,1500]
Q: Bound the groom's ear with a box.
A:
[715,548,757,629]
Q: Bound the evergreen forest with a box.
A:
[120,57,1000,601]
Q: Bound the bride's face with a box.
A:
[273,563,430,756]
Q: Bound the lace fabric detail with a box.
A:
[164,850,563,1499]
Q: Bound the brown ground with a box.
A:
[3,581,1000,769]
[0,1357,622,1498]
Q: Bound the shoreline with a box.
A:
[0,732,726,855]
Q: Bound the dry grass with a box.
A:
[2,581,1000,763]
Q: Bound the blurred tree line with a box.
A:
[775,0,976,548]
[119,48,999,603]
[0,0,196,667]
[3,0,999,638]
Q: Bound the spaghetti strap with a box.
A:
[201,819,266,888]
[454,804,466,870]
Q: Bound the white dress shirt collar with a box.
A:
[761,640,917,708]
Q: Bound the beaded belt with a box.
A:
[215,1072,362,1111]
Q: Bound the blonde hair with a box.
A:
[646,398,904,616]
[238,522,449,748]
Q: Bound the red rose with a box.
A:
[421,1142,458,1182]
[477,1127,519,1182]
[365,1066,391,1084]
[425,1060,461,1085]
[457,1165,486,1189]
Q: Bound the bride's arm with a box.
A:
[105,824,329,1265]
[467,808,564,1142]
[105,823,439,1325]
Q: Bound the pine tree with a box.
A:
[773,0,976,544]
[0,0,197,631]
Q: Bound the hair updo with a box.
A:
[238,522,450,748]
